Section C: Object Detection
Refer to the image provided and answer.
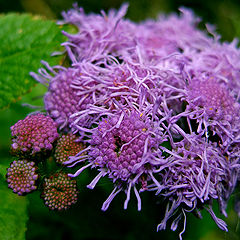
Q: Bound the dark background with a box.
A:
[1,0,240,41]
[0,0,240,239]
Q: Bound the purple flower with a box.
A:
[6,160,38,195]
[41,172,78,210]
[185,77,240,146]
[61,3,136,64]
[44,67,87,129]
[182,35,240,98]
[133,8,209,65]
[65,111,165,211]
[150,134,237,236]
[11,113,59,155]
[32,64,98,130]
[187,77,238,121]
[34,56,180,133]
[29,3,240,237]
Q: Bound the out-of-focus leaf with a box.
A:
[0,158,11,178]
[0,13,66,110]
[0,179,29,240]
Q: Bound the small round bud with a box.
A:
[54,133,84,164]
[6,160,38,195]
[11,113,59,156]
[42,173,78,211]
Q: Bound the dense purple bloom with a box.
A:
[187,77,238,121]
[132,8,210,65]
[184,76,240,147]
[150,135,236,234]
[11,113,59,155]
[42,172,78,210]
[61,4,136,63]
[29,4,240,237]
[31,65,96,130]
[182,36,240,98]
[33,57,176,133]
[44,67,88,129]
[66,111,165,211]
[6,160,38,195]
[89,112,155,180]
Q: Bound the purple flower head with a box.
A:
[133,8,207,65]
[65,111,165,211]
[54,133,85,164]
[34,61,144,132]
[42,172,78,211]
[184,76,240,147]
[152,135,234,235]
[43,66,96,130]
[28,3,240,236]
[6,160,38,195]
[10,113,59,155]
[89,112,156,181]
[90,62,157,110]
[183,36,240,98]
[42,59,175,133]
[61,4,137,63]
[187,77,239,120]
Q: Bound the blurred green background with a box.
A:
[0,0,240,239]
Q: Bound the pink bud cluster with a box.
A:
[42,173,78,210]
[11,113,59,155]
[6,160,38,195]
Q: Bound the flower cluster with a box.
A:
[41,173,78,210]
[153,135,232,232]
[7,113,79,210]
[18,3,240,238]
[88,112,154,181]
[6,160,38,195]
[11,113,59,155]
[54,133,85,164]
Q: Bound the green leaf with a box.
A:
[0,158,10,178]
[0,13,67,110]
[0,179,29,240]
